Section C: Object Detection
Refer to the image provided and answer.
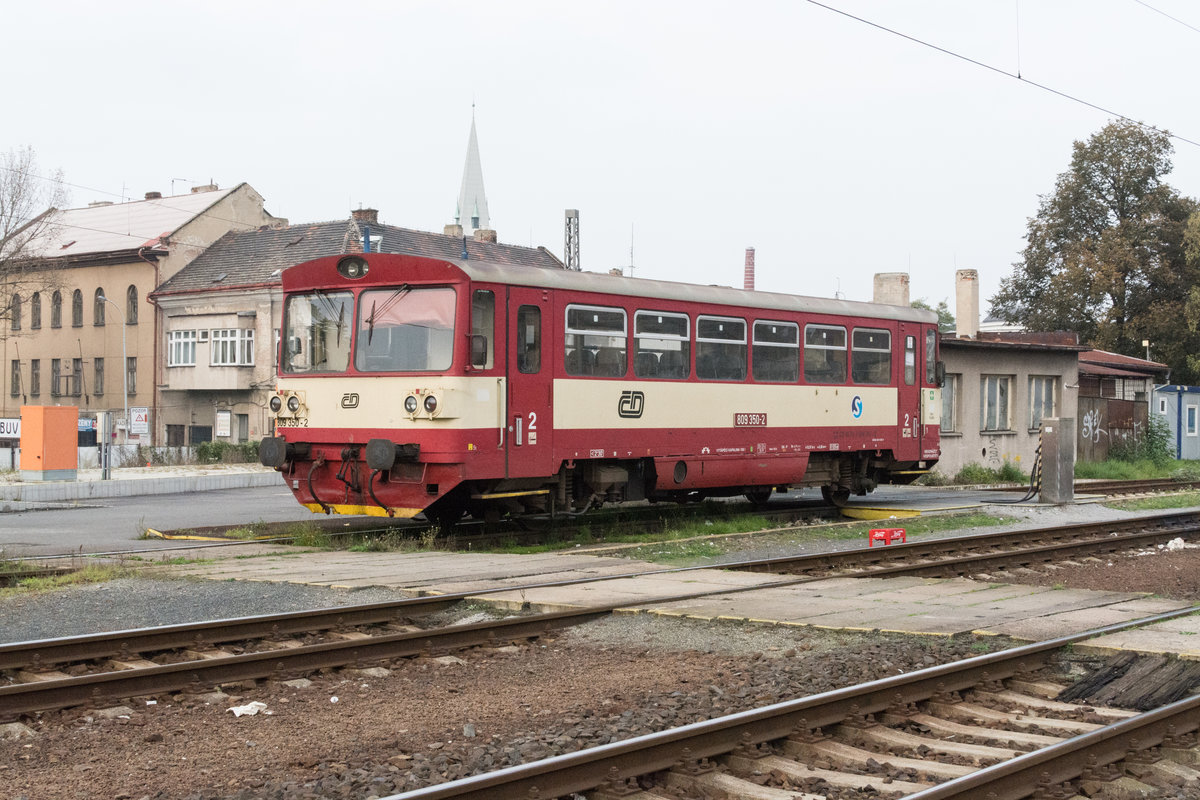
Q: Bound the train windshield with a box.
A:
[355,287,456,372]
[282,291,354,374]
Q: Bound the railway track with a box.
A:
[5,509,1200,721]
[386,606,1200,800]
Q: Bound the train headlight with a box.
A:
[269,396,282,413]
[404,395,419,414]
[286,395,300,413]
[337,256,369,279]
[423,395,438,414]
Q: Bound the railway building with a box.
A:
[2,184,283,450]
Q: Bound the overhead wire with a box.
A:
[804,0,1200,150]
[1131,0,1200,36]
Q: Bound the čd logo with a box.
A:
[618,390,645,418]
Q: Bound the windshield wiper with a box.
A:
[365,284,411,345]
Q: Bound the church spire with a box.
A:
[455,111,490,235]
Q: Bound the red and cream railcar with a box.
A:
[259,253,943,527]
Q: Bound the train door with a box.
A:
[505,286,555,477]
[896,323,922,460]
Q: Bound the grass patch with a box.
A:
[1105,492,1200,511]
[0,563,139,597]
[1075,459,1200,481]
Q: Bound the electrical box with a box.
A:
[19,405,79,482]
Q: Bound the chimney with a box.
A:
[351,207,379,225]
[473,228,498,243]
[443,223,464,238]
[873,272,910,306]
[743,248,755,291]
[955,269,980,339]
[190,183,219,193]
[144,191,162,200]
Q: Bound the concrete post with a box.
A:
[1039,417,1075,504]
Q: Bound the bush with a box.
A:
[195,440,261,464]
[997,460,1028,484]
[950,460,1026,485]
[1108,415,1173,466]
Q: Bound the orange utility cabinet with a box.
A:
[19,406,78,482]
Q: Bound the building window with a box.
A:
[50,358,61,397]
[168,330,197,366]
[1029,376,1057,430]
[95,357,104,396]
[1159,397,1168,414]
[752,320,799,383]
[126,357,137,395]
[696,316,746,381]
[851,328,891,385]
[634,310,689,379]
[72,289,83,327]
[9,360,18,397]
[30,359,40,397]
[565,304,626,377]
[30,292,40,329]
[126,285,138,325]
[804,324,847,383]
[71,357,82,397]
[51,291,62,328]
[980,375,1012,431]
[94,289,106,326]
[1188,405,1198,437]
[941,374,960,433]
[211,329,255,366]
[9,294,20,330]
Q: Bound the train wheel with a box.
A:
[744,487,772,507]
[821,486,851,506]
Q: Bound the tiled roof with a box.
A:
[25,186,238,259]
[154,219,564,295]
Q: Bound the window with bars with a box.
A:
[211,329,255,366]
[30,359,40,396]
[168,330,197,366]
[72,289,83,327]
[126,357,137,395]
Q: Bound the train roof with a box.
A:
[448,257,937,324]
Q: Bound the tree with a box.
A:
[991,120,1200,379]
[911,297,955,333]
[1,145,69,336]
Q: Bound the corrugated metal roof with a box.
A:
[153,219,564,295]
[1079,348,1168,371]
[26,187,238,259]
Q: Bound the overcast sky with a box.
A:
[6,1,1200,319]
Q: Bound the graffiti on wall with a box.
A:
[1081,408,1107,444]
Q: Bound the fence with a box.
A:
[1077,396,1148,462]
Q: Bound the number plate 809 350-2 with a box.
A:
[733,413,768,427]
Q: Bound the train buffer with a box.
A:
[868,527,906,547]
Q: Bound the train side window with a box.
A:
[517,305,541,374]
[634,311,689,379]
[803,324,847,383]
[851,328,891,385]
[752,320,799,383]
[472,290,495,369]
[904,334,916,385]
[925,328,937,384]
[565,304,626,377]
[696,316,746,381]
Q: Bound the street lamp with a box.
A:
[1143,339,1151,361]
[97,295,128,449]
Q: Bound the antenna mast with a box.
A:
[564,209,580,271]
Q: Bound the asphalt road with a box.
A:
[0,485,319,558]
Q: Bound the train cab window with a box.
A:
[904,334,916,385]
[925,328,937,384]
[634,311,689,379]
[517,305,541,374]
[282,291,354,374]
[752,321,799,383]
[696,316,746,381]
[471,290,495,369]
[355,287,456,372]
[565,304,626,377]
[803,325,847,383]
[851,328,891,385]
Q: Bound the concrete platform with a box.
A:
[0,464,281,505]
[175,547,1200,658]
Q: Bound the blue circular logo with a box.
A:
[851,396,863,418]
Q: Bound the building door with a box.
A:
[505,287,554,478]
